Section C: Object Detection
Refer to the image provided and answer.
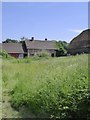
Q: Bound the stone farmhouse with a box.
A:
[25,38,57,57]
[0,38,58,58]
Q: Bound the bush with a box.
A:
[0,50,15,60]
[0,50,8,58]
[37,51,50,58]
[56,41,69,56]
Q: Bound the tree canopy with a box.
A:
[56,41,69,56]
[2,39,18,43]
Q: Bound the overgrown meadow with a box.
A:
[2,54,89,119]
[0,58,2,119]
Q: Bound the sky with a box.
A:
[0,2,88,43]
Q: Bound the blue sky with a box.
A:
[1,2,88,43]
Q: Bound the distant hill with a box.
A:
[68,29,90,55]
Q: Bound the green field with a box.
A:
[0,59,2,119]
[2,54,89,119]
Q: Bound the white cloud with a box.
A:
[69,29,83,34]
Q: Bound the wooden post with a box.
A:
[28,49,29,57]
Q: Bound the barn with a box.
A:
[68,29,90,55]
[2,43,24,58]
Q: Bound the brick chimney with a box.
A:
[30,37,34,41]
[45,38,47,41]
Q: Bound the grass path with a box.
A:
[0,58,36,118]
[2,89,19,118]
[2,89,36,118]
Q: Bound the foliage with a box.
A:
[37,51,50,58]
[0,50,14,59]
[0,50,8,58]
[56,41,69,56]
[2,39,18,43]
[2,54,88,119]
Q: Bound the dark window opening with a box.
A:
[51,53,54,57]
[30,54,34,56]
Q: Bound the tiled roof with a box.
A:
[2,43,24,53]
[25,40,57,50]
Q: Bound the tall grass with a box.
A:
[0,59,2,119]
[2,54,89,118]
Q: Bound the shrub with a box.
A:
[37,51,50,58]
[0,50,15,59]
[0,50,8,58]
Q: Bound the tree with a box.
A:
[2,39,18,43]
[56,41,69,56]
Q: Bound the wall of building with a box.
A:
[9,53,23,58]
[68,47,89,55]
[27,49,56,57]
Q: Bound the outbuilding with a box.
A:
[68,29,90,55]
[2,43,24,58]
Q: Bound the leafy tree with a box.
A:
[2,39,18,43]
[56,41,69,56]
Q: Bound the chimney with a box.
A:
[45,38,47,41]
[30,37,34,41]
